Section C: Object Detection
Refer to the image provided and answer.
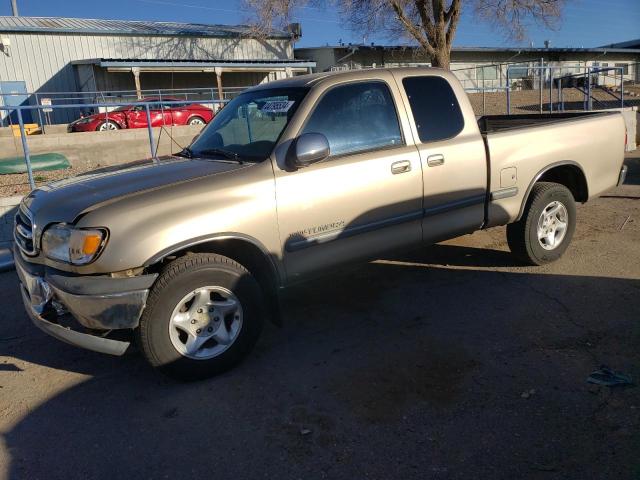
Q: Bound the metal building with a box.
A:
[0,16,315,123]
[296,44,640,87]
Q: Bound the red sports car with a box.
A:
[68,97,214,132]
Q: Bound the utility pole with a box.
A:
[11,0,18,16]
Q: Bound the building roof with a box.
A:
[0,16,291,39]
[72,58,315,70]
[296,44,640,55]
[600,38,640,49]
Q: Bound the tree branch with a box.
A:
[389,0,436,57]
[445,0,461,48]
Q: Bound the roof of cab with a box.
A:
[247,66,443,92]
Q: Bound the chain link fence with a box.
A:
[453,61,639,115]
[0,99,229,198]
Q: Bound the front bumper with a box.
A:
[14,247,157,356]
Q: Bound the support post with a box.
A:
[17,108,35,190]
[214,67,224,102]
[132,67,142,100]
[34,93,45,133]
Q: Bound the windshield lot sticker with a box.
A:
[261,100,295,113]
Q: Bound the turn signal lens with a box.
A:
[82,234,102,255]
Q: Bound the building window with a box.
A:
[479,65,498,81]
[615,63,629,75]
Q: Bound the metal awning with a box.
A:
[72,58,316,73]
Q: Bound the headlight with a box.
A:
[41,224,107,265]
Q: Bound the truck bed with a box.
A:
[480,110,626,228]
[478,112,610,134]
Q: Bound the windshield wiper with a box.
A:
[197,148,244,163]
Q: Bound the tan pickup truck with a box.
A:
[14,68,627,380]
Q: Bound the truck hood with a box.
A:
[22,156,247,224]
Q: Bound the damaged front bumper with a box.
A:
[14,246,157,356]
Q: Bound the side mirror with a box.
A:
[286,132,330,169]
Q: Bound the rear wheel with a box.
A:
[96,120,120,131]
[188,116,206,126]
[507,182,576,265]
[137,253,264,381]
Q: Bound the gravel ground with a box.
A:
[0,153,638,479]
[0,164,95,197]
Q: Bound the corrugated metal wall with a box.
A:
[0,32,293,123]
[0,32,292,93]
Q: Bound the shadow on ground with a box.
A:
[2,244,639,479]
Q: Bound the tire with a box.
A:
[188,116,206,126]
[506,182,576,265]
[137,253,264,381]
[96,120,120,131]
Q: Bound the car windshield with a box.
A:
[189,87,309,162]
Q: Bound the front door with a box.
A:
[274,77,424,281]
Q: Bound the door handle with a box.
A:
[391,160,411,175]
[427,154,445,167]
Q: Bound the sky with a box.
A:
[0,0,638,49]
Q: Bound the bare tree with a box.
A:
[243,0,566,69]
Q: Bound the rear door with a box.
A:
[126,105,148,128]
[159,101,174,125]
[273,75,424,281]
[394,72,487,243]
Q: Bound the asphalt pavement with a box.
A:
[1,153,639,480]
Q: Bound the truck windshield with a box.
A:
[189,87,309,162]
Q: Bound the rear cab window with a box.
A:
[402,76,465,143]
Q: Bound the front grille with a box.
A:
[15,206,36,255]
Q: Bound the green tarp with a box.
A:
[0,153,70,174]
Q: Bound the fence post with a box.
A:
[482,88,486,116]
[539,58,544,113]
[17,108,35,190]
[145,103,158,163]
[506,68,511,114]
[587,66,592,111]
[620,68,624,108]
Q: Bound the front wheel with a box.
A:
[507,182,576,265]
[137,253,264,381]
[188,116,206,126]
[96,120,120,131]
